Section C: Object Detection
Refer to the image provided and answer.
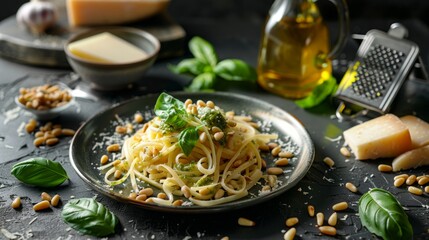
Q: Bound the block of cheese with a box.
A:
[66,0,170,27]
[392,145,429,171]
[343,114,412,160]
[68,32,148,64]
[400,115,429,148]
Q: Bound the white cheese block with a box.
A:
[66,0,170,27]
[67,32,148,64]
[392,145,429,171]
[400,115,429,148]
[343,114,412,160]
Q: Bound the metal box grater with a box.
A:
[335,29,420,116]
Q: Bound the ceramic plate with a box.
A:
[69,92,315,213]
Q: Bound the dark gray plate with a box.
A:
[69,92,315,213]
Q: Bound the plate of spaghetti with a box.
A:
[70,92,314,213]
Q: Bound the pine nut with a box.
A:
[268,175,277,187]
[259,145,270,151]
[406,175,417,185]
[11,197,21,209]
[133,113,144,123]
[114,170,122,179]
[181,186,191,198]
[206,101,215,109]
[279,151,294,158]
[35,131,44,138]
[332,202,348,211]
[267,167,283,175]
[285,217,299,227]
[238,217,255,227]
[157,193,167,199]
[394,174,409,181]
[46,137,59,146]
[52,128,62,137]
[41,192,52,201]
[378,164,392,172]
[184,99,192,107]
[408,186,423,195]
[51,194,61,207]
[112,160,121,166]
[136,194,147,202]
[418,176,429,185]
[199,132,207,143]
[425,186,429,193]
[213,188,224,199]
[100,155,109,165]
[33,200,50,211]
[345,182,358,193]
[275,158,289,166]
[267,142,278,149]
[199,187,211,196]
[61,128,75,136]
[323,157,335,168]
[139,188,154,197]
[271,146,281,156]
[328,212,337,226]
[172,199,183,206]
[340,147,351,157]
[33,137,45,147]
[212,126,222,133]
[394,178,406,187]
[115,126,127,134]
[107,143,121,152]
[316,212,324,226]
[214,132,224,141]
[128,192,137,199]
[145,198,154,204]
[307,205,315,217]
[227,120,236,127]
[319,226,336,236]
[283,227,296,240]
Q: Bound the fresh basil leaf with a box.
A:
[189,36,218,67]
[10,157,68,187]
[214,59,257,81]
[186,72,216,92]
[358,188,413,240]
[178,126,200,156]
[169,58,208,76]
[154,92,188,130]
[62,198,118,237]
[295,75,338,109]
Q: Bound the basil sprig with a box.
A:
[178,126,200,156]
[170,36,256,91]
[358,188,413,240]
[62,198,118,237]
[10,157,68,187]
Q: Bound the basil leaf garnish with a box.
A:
[178,126,200,156]
[295,75,338,109]
[62,198,118,237]
[214,59,257,82]
[154,92,188,130]
[189,36,218,67]
[358,188,413,240]
[187,72,216,92]
[10,157,68,187]
[169,58,207,75]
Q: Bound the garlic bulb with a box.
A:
[16,0,58,35]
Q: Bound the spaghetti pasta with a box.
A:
[102,93,278,206]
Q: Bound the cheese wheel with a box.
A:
[66,0,170,27]
[343,114,412,160]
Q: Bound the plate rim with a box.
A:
[69,91,315,213]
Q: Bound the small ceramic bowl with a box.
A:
[15,83,75,120]
[64,27,160,91]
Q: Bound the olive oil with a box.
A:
[257,1,332,99]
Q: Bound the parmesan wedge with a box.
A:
[400,115,429,148]
[343,114,412,160]
[392,145,429,172]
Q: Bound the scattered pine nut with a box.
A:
[307,205,315,217]
[408,186,423,195]
[128,192,137,199]
[206,101,215,109]
[157,192,167,199]
[41,192,52,201]
[285,217,299,227]
[238,217,255,227]
[115,126,127,134]
[332,202,348,211]
[214,189,225,200]
[275,158,289,167]
[139,188,154,197]
[378,164,392,172]
[46,137,59,146]
[267,142,278,149]
[33,137,45,147]
[425,186,429,193]
[328,212,338,226]
[181,186,191,198]
[394,174,409,180]
[172,199,183,206]
[100,155,109,165]
[345,182,358,193]
[394,178,406,187]
[61,128,76,136]
[33,200,50,211]
[114,170,122,179]
[11,197,21,209]
[406,175,417,185]
[107,143,121,152]
[323,157,335,168]
[136,194,147,202]
[267,167,283,175]
[283,227,296,240]
[319,226,337,236]
[51,194,61,207]
[418,176,429,185]
[134,113,144,123]
[316,212,324,226]
[279,151,294,158]
[271,146,281,156]
[340,147,351,157]
[214,132,224,141]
